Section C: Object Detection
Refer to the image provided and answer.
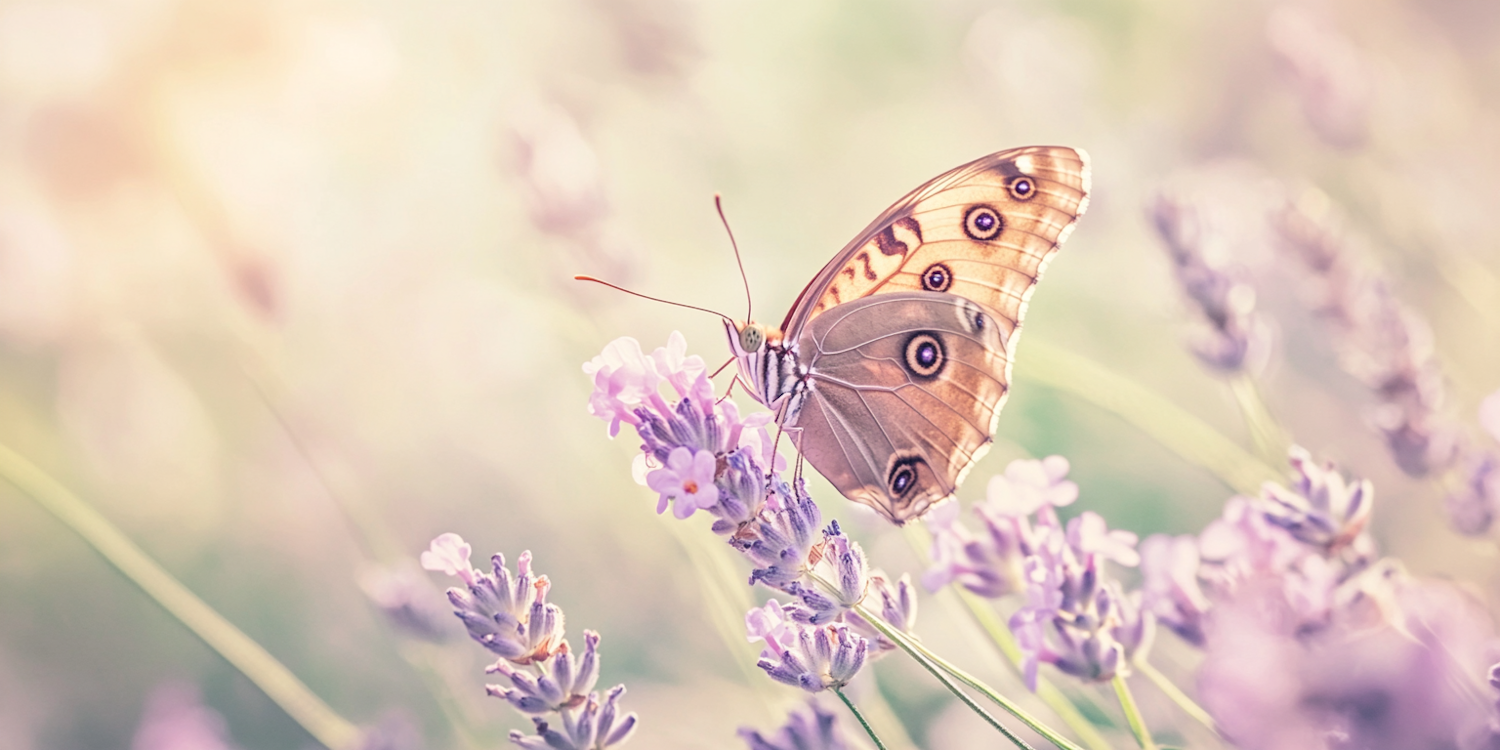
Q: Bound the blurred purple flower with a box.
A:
[132,682,236,750]
[921,498,1026,597]
[923,456,1078,597]
[1149,190,1273,374]
[509,685,637,750]
[1447,450,1500,536]
[1273,195,1459,478]
[1259,445,1374,557]
[739,701,849,750]
[986,455,1079,516]
[1481,390,1500,444]
[360,563,454,643]
[1199,577,1493,750]
[1139,534,1211,646]
[1266,4,1372,149]
[1009,510,1148,690]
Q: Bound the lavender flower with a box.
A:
[922,456,1078,597]
[508,685,637,750]
[646,446,720,519]
[1138,534,1211,646]
[487,630,602,715]
[1273,193,1458,477]
[748,601,869,693]
[741,478,823,592]
[739,701,849,750]
[586,333,775,533]
[424,534,637,749]
[1149,189,1273,374]
[1259,445,1374,557]
[786,523,870,625]
[1445,389,1500,536]
[422,535,564,664]
[1008,510,1148,690]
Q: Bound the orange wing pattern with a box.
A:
[781,146,1090,344]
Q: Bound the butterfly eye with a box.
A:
[1008,176,1036,201]
[921,263,953,292]
[739,326,765,352]
[963,205,1003,241]
[904,333,945,379]
[888,459,918,497]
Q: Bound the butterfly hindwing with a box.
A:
[787,292,1011,524]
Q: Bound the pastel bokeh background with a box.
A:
[2,0,1499,748]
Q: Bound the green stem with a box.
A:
[1135,659,1218,736]
[1228,374,1287,468]
[0,442,361,750]
[1111,675,1158,750]
[901,526,1113,750]
[954,581,1115,750]
[834,687,890,750]
[853,603,1077,750]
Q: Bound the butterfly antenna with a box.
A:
[574,275,733,323]
[714,193,753,323]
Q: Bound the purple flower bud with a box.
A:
[1008,509,1148,690]
[755,621,869,694]
[1139,534,1210,646]
[1446,449,1500,536]
[742,479,822,592]
[738,701,850,750]
[1259,445,1374,555]
[487,630,603,715]
[921,499,1026,597]
[508,685,637,750]
[787,523,870,624]
[873,572,918,633]
[1149,190,1273,375]
[360,563,454,643]
[426,538,566,664]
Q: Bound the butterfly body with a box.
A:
[729,146,1090,524]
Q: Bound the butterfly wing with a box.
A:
[780,146,1090,345]
[788,291,1011,524]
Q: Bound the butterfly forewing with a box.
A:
[781,146,1089,337]
[788,292,1010,524]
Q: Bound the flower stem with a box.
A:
[0,441,361,750]
[1135,659,1218,736]
[853,603,1078,750]
[951,574,1115,750]
[1111,675,1158,750]
[834,686,890,750]
[1228,374,1288,468]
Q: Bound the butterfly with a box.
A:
[726,146,1090,525]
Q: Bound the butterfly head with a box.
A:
[725,319,782,358]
